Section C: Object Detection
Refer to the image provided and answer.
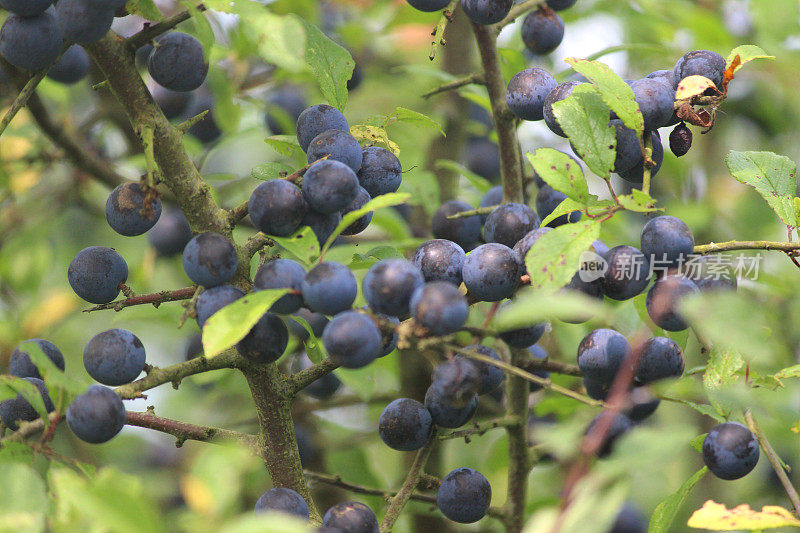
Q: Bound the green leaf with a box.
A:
[703,348,745,391]
[664,398,725,423]
[386,107,444,136]
[528,148,590,203]
[552,84,616,179]
[525,220,602,292]
[494,290,605,332]
[0,463,47,533]
[617,189,661,213]
[265,135,303,158]
[320,193,411,255]
[689,433,707,453]
[726,45,774,74]
[297,16,354,111]
[50,467,166,533]
[725,151,800,228]
[251,162,295,181]
[0,375,49,431]
[251,13,307,73]
[127,0,163,20]
[648,466,708,533]
[435,160,493,194]
[271,226,320,266]
[18,341,83,411]
[219,513,312,533]
[179,0,214,52]
[565,57,644,134]
[202,289,290,357]
[774,364,800,380]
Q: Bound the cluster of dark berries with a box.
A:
[249,103,402,246]
[507,49,727,180]
[0,0,126,81]
[0,337,128,445]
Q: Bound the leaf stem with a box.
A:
[380,429,438,532]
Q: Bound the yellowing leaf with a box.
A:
[1,136,33,159]
[22,290,78,336]
[675,75,718,100]
[10,169,40,194]
[687,500,800,530]
[350,125,400,155]
[180,475,215,516]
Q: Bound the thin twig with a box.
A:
[293,392,398,416]
[126,410,260,449]
[84,286,197,313]
[449,344,603,407]
[693,241,800,254]
[304,470,507,519]
[126,7,205,50]
[429,0,459,61]
[0,69,49,138]
[380,429,438,532]
[447,205,496,219]
[289,358,340,396]
[744,410,800,516]
[437,416,517,440]
[115,349,246,399]
[422,72,485,99]
[497,0,546,32]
